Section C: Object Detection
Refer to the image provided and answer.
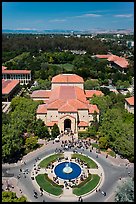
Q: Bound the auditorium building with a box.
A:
[31,74,103,134]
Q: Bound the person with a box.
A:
[78,196,81,201]
[96,188,97,192]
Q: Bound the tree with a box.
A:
[115,178,134,202]
[2,191,27,202]
[84,79,100,90]
[25,136,38,151]
[34,119,49,139]
[99,137,108,149]
[51,124,60,138]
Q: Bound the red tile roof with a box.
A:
[48,86,88,104]
[88,104,99,113]
[107,55,128,68]
[2,79,20,95]
[31,90,51,98]
[96,54,129,68]
[58,103,77,112]
[52,74,84,83]
[36,104,47,114]
[78,121,88,127]
[125,96,134,106]
[2,66,7,70]
[46,121,58,126]
[36,85,100,114]
[2,70,31,74]
[85,90,104,98]
[95,54,111,59]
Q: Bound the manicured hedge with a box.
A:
[73,174,100,196]
[71,153,98,168]
[36,174,63,196]
[39,153,64,168]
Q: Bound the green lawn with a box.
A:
[73,174,100,196]
[71,154,98,168]
[50,63,74,71]
[36,174,63,196]
[39,153,64,168]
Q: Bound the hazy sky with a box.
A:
[2,2,134,30]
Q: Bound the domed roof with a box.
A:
[51,74,84,83]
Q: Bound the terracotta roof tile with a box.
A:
[31,90,51,98]
[96,54,128,68]
[46,121,58,126]
[58,103,77,112]
[95,54,111,59]
[2,79,20,95]
[88,104,99,113]
[2,66,7,70]
[36,104,47,114]
[85,90,104,98]
[125,96,134,106]
[2,70,31,74]
[52,74,84,83]
[78,121,88,127]
[47,99,65,109]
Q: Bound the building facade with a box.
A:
[32,74,102,134]
[2,67,31,85]
[95,54,129,73]
[125,96,134,114]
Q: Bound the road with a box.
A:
[2,140,134,202]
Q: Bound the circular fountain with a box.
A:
[63,163,73,174]
[54,162,81,180]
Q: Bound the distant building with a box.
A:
[85,90,104,100]
[125,96,134,114]
[95,54,129,73]
[2,66,31,85]
[126,41,134,48]
[2,79,20,102]
[70,50,86,55]
[31,74,101,134]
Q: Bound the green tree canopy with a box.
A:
[51,124,60,138]
[115,178,134,202]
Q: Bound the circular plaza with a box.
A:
[31,150,104,199]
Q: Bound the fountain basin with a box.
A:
[54,162,81,180]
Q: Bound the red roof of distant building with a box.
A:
[52,74,84,83]
[95,54,111,59]
[85,90,104,98]
[31,90,51,98]
[2,79,19,95]
[88,104,99,113]
[46,121,58,126]
[96,54,129,68]
[2,66,7,70]
[2,70,31,74]
[78,121,88,127]
[36,104,47,114]
[125,96,134,106]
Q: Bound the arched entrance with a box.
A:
[64,119,71,131]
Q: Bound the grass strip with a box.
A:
[39,153,64,168]
[36,174,63,196]
[73,174,100,196]
[71,153,98,168]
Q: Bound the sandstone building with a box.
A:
[31,74,103,134]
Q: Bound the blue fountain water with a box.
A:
[54,162,81,180]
